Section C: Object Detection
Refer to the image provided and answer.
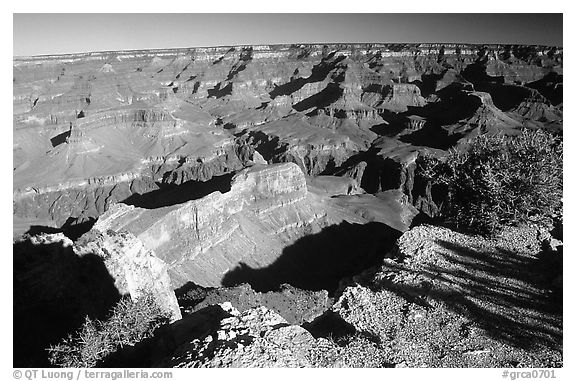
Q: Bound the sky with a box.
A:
[13,13,563,57]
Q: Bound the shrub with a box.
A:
[417,129,562,234]
[47,293,170,368]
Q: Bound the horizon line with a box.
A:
[13,41,563,60]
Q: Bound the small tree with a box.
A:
[417,129,562,235]
[47,294,170,368]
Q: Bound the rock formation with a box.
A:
[75,230,181,321]
[13,43,562,236]
[152,223,561,368]
[89,162,413,290]
[178,283,330,325]
[162,303,320,367]
[16,231,181,322]
[13,42,563,368]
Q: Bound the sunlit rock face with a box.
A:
[14,230,181,325]
[13,43,562,236]
[91,163,415,289]
[74,229,182,321]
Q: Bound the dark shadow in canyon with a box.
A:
[458,60,552,114]
[302,310,357,340]
[212,48,235,65]
[363,83,392,99]
[324,146,384,193]
[123,172,235,209]
[242,130,288,162]
[25,225,61,236]
[61,217,97,240]
[372,109,463,152]
[406,83,484,127]
[268,54,346,99]
[461,60,505,85]
[398,122,463,150]
[320,145,414,195]
[474,82,533,111]
[226,47,253,81]
[50,129,71,148]
[207,82,233,99]
[293,83,344,112]
[24,217,97,242]
[411,71,445,98]
[221,221,402,295]
[13,240,121,367]
[527,72,563,106]
[374,240,562,350]
[371,112,410,137]
[20,172,238,241]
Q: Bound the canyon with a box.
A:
[13,43,562,234]
[13,42,562,367]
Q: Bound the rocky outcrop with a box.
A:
[150,300,395,367]
[16,231,181,322]
[179,283,330,325]
[75,230,181,321]
[101,223,562,368]
[378,84,427,112]
[13,231,181,366]
[89,162,412,291]
[159,303,319,367]
[91,163,316,287]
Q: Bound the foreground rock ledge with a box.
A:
[330,224,562,367]
[138,224,561,368]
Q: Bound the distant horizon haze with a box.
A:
[13,14,563,57]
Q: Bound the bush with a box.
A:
[47,293,170,368]
[417,129,562,234]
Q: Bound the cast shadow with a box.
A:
[221,221,402,294]
[375,238,562,350]
[13,239,121,367]
[123,172,235,209]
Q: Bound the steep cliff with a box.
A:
[90,163,412,290]
[13,43,562,237]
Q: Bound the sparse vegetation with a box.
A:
[309,332,392,367]
[47,294,170,368]
[417,129,562,234]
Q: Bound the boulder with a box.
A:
[161,304,317,367]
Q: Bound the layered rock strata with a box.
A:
[13,43,562,236]
[90,163,412,289]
